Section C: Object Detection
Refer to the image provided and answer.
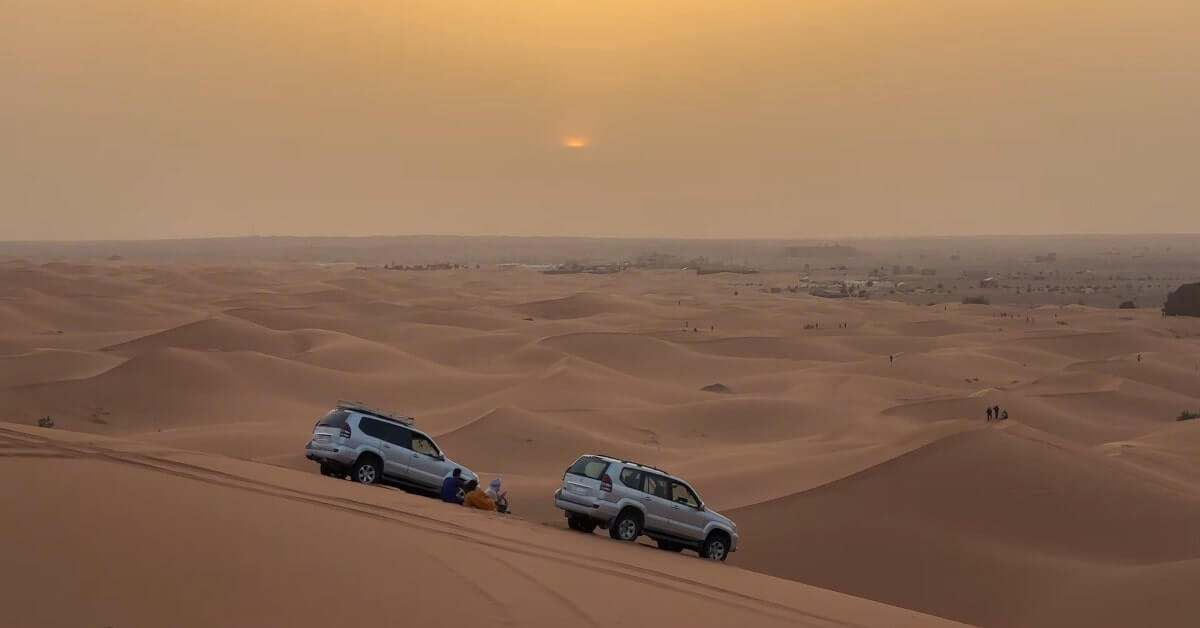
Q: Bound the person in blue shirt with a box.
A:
[441,468,466,504]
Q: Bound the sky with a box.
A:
[3,0,1198,240]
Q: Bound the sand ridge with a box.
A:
[0,423,964,628]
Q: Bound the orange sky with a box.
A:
[3,0,1198,240]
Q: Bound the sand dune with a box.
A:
[730,426,1200,627]
[438,406,658,477]
[0,348,125,388]
[0,424,961,628]
[103,316,314,356]
[514,292,654,320]
[3,261,1199,626]
[539,331,801,384]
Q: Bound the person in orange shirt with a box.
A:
[462,479,496,511]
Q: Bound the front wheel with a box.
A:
[702,533,730,562]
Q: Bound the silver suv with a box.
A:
[305,401,476,491]
[553,454,739,561]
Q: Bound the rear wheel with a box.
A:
[609,509,642,542]
[352,456,381,485]
[656,540,683,552]
[567,514,597,533]
[319,464,337,477]
[702,532,730,562]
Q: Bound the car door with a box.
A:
[362,418,410,479]
[406,430,450,489]
[668,480,708,541]
[640,473,676,534]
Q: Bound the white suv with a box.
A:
[305,401,476,491]
[553,454,739,561]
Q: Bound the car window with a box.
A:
[567,456,610,480]
[411,434,440,457]
[317,409,349,427]
[619,467,642,489]
[384,424,413,448]
[643,474,671,500]
[670,481,701,509]
[360,417,412,448]
[359,417,389,440]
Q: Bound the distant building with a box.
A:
[979,277,1000,289]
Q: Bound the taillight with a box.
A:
[600,473,613,492]
[339,424,352,439]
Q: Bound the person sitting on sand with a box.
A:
[463,479,497,511]
[1000,409,1009,421]
[485,477,509,514]
[441,468,466,504]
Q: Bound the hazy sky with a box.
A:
[4,0,1198,240]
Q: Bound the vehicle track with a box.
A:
[0,427,875,628]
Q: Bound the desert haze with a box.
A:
[6,1,1200,240]
[3,236,1200,627]
[7,0,1200,625]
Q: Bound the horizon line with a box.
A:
[4,231,1200,245]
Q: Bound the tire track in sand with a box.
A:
[0,427,878,628]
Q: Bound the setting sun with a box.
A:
[563,136,589,148]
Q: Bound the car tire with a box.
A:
[319,464,336,477]
[567,514,596,533]
[352,456,381,485]
[702,532,730,562]
[609,509,642,542]
[656,540,683,552]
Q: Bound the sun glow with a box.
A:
[563,136,589,148]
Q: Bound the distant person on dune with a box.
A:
[463,479,497,511]
[993,405,1000,420]
[987,407,994,422]
[441,468,466,504]
[889,354,893,364]
[1138,353,1142,363]
[485,477,509,514]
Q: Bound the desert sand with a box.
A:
[3,258,1200,627]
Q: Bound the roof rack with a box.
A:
[337,400,414,426]
[590,453,669,476]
